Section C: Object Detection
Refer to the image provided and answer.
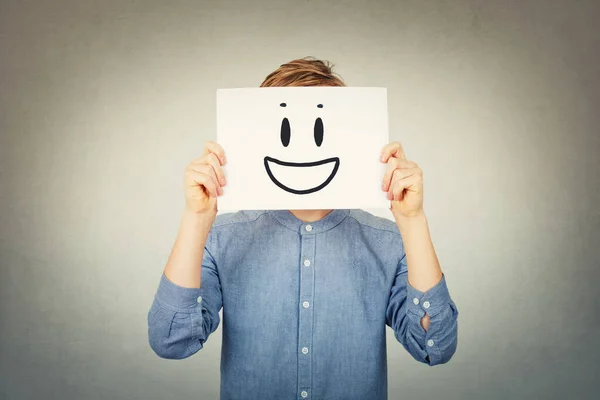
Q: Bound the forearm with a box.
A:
[393,211,443,331]
[394,211,443,293]
[164,210,214,289]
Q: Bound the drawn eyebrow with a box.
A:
[317,104,323,108]
[280,103,286,107]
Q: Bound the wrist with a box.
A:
[393,210,427,232]
[182,208,216,229]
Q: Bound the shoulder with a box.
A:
[346,209,400,236]
[344,210,405,261]
[207,211,269,250]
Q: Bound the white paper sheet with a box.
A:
[216,87,390,210]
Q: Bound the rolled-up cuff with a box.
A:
[406,274,451,318]
[155,273,204,311]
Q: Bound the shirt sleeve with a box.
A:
[385,253,459,366]
[147,234,222,360]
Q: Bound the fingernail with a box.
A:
[218,187,224,196]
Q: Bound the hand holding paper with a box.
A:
[183,141,227,215]
[381,142,425,218]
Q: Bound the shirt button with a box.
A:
[427,339,435,347]
[196,296,202,304]
[303,259,311,267]
[305,225,313,232]
[301,391,308,398]
[412,298,419,305]
[302,301,310,308]
[301,347,309,354]
[423,301,431,309]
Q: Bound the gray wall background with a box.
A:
[1,0,599,399]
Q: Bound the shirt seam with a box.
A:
[346,213,401,236]
[268,210,302,233]
[211,210,269,229]
[204,231,219,276]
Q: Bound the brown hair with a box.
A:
[260,57,345,87]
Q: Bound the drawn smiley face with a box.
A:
[263,102,340,195]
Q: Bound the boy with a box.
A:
[148,57,458,400]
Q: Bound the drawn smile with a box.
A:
[263,156,340,195]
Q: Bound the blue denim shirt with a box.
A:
[148,209,458,400]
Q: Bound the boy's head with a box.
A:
[260,57,345,88]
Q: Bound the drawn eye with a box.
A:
[314,117,324,147]
[281,117,291,147]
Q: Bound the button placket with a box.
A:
[297,229,315,395]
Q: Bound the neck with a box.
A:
[289,209,333,223]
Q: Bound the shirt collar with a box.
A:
[268,209,350,234]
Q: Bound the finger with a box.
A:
[382,160,420,191]
[396,159,418,169]
[381,158,399,191]
[390,175,422,201]
[189,153,226,186]
[186,170,219,198]
[380,142,399,162]
[202,141,226,165]
[188,164,222,194]
[391,167,421,182]
[385,167,418,193]
[388,169,421,200]
[380,142,407,163]
[189,163,218,183]
[202,152,227,186]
